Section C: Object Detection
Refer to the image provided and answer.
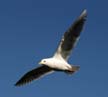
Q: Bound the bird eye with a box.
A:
[43,60,46,62]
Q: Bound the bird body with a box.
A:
[39,58,71,70]
[15,9,87,86]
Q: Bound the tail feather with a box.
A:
[65,65,80,74]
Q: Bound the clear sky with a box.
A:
[0,0,108,97]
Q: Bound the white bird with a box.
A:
[15,9,87,86]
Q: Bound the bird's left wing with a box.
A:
[15,65,53,86]
[54,9,87,61]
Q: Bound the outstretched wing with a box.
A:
[54,9,87,61]
[15,65,53,86]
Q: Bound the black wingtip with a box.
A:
[14,80,23,87]
[14,84,19,87]
[14,78,28,87]
[14,78,31,87]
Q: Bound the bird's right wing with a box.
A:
[15,65,53,86]
[54,9,87,61]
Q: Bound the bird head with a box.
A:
[38,59,47,65]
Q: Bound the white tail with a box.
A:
[65,65,80,74]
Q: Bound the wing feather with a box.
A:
[15,65,53,86]
[54,9,87,61]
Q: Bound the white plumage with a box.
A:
[15,9,87,86]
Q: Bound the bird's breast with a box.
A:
[46,59,70,70]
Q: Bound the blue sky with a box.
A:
[0,0,108,97]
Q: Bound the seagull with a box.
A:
[15,9,87,86]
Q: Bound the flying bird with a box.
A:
[15,9,87,86]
